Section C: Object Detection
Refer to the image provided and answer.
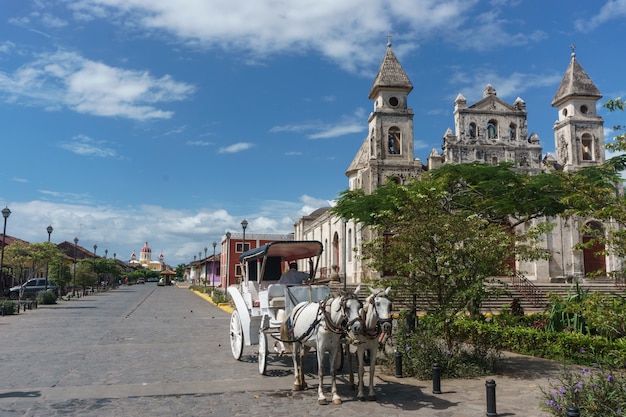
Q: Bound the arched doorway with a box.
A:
[582,222,606,277]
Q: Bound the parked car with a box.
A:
[137,278,146,284]
[157,278,165,286]
[9,278,58,300]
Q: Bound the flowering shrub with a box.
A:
[541,367,626,416]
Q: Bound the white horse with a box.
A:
[346,287,392,401]
[280,286,362,405]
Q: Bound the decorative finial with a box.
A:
[387,33,392,47]
[570,43,576,58]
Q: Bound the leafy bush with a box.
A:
[0,300,17,315]
[454,319,626,369]
[580,292,626,340]
[38,290,57,305]
[540,367,626,416]
[388,313,500,379]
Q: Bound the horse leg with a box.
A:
[347,343,355,390]
[316,347,328,405]
[367,344,378,401]
[328,347,342,405]
[356,346,366,401]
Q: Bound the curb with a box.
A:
[191,289,234,314]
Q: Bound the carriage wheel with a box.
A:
[258,329,268,375]
[230,310,244,360]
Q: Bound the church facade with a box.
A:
[295,42,620,283]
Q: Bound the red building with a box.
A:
[219,232,294,288]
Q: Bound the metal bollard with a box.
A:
[432,363,442,394]
[486,379,497,417]
[565,406,580,417]
[394,350,403,378]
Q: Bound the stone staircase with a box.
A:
[329,278,624,315]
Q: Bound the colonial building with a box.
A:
[129,242,164,272]
[296,42,618,283]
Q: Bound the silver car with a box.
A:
[9,278,58,300]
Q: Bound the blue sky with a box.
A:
[0,0,624,266]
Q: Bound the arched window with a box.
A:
[487,120,498,139]
[491,156,498,165]
[509,123,517,140]
[388,127,401,154]
[582,133,593,161]
[469,122,477,139]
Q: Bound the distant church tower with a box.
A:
[551,46,604,172]
[346,37,422,195]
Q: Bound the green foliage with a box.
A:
[0,300,17,315]
[454,319,626,368]
[388,313,500,379]
[541,367,626,417]
[546,283,590,334]
[581,292,626,339]
[37,290,57,305]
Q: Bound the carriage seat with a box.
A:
[267,284,286,308]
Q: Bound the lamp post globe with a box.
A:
[0,207,11,295]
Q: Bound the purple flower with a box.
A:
[608,375,613,382]
[577,381,583,389]
[579,348,585,354]
[420,343,424,349]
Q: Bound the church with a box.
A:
[294,40,620,284]
[129,241,165,272]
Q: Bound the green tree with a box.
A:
[332,165,557,348]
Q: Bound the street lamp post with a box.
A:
[93,244,97,290]
[212,241,217,290]
[204,246,208,289]
[45,225,53,290]
[225,231,231,287]
[241,219,248,285]
[0,207,11,295]
[104,249,108,258]
[73,237,79,297]
[342,218,347,291]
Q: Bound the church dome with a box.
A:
[141,242,152,253]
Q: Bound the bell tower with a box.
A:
[346,37,422,195]
[552,46,604,171]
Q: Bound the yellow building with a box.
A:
[129,242,164,272]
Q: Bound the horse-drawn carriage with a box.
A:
[227,240,392,404]
[227,240,330,374]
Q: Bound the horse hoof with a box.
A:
[358,396,366,402]
[318,399,328,405]
[293,385,304,391]
[368,395,377,402]
[332,398,342,405]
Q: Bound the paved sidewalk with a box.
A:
[191,288,570,417]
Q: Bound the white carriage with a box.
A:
[227,240,330,375]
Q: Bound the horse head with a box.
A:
[341,284,362,334]
[364,286,392,335]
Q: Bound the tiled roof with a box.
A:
[552,53,601,106]
[368,43,413,99]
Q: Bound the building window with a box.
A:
[491,156,498,165]
[235,264,243,277]
[580,105,588,114]
[469,123,477,138]
[347,228,352,262]
[582,134,593,161]
[236,242,250,253]
[487,120,498,139]
[388,127,401,154]
[509,123,517,140]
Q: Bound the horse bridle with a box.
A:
[321,291,362,335]
[360,291,392,338]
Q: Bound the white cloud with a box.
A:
[62,0,505,73]
[218,142,254,154]
[449,70,563,101]
[4,195,329,265]
[58,134,118,158]
[0,51,195,120]
[270,108,367,139]
[575,0,626,32]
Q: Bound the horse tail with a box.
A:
[280,315,293,353]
